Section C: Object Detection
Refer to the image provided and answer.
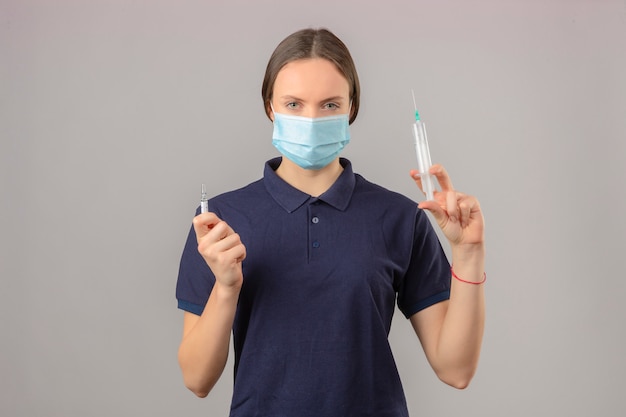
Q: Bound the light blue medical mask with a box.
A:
[271,110,351,170]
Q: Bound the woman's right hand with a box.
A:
[193,212,246,289]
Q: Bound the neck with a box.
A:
[275,158,343,197]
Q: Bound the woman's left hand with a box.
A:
[410,164,484,248]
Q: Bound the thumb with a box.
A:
[418,200,449,229]
[192,212,221,241]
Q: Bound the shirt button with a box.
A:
[311,216,319,224]
[312,241,320,248]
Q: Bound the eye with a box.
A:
[285,102,299,110]
[323,102,339,110]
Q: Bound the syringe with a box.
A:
[200,184,208,213]
[411,90,435,201]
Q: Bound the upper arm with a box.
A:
[409,300,449,364]
[181,311,201,340]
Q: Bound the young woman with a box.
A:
[176,28,485,417]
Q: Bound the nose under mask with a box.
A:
[271,110,351,170]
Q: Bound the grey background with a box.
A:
[2,0,625,416]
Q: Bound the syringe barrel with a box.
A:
[200,183,209,213]
[412,120,435,201]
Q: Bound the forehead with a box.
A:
[274,58,349,99]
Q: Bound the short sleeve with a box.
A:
[396,209,451,318]
[175,208,216,316]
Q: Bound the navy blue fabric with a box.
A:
[176,157,450,417]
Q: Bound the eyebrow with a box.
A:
[279,95,346,103]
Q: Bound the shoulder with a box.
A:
[209,178,266,209]
[352,173,419,213]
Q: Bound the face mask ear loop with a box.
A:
[348,99,354,122]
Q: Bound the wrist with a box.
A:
[214,281,242,301]
[451,264,486,285]
[451,242,485,264]
[450,243,485,284]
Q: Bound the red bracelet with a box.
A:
[451,265,486,285]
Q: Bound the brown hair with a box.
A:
[261,28,361,124]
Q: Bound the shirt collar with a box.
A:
[263,157,356,213]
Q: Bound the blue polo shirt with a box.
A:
[176,157,450,417]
